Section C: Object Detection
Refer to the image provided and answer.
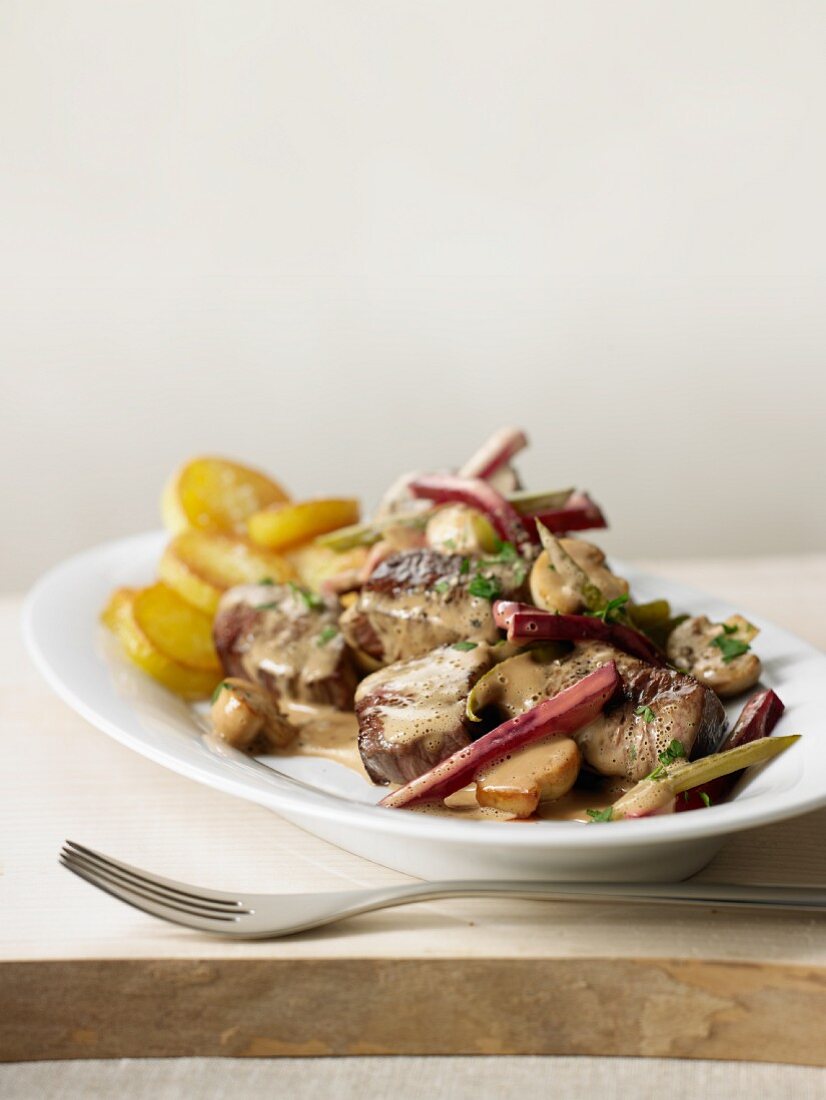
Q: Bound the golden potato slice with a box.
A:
[159,529,295,615]
[131,582,221,671]
[162,457,290,535]
[101,588,221,700]
[248,498,360,552]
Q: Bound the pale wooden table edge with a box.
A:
[3,955,824,1065]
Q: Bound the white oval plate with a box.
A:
[23,532,825,882]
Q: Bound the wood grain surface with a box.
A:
[2,557,825,1064]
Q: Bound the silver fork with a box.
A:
[59,840,826,939]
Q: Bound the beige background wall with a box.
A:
[2,1,824,589]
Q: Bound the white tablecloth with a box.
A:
[2,1056,826,1099]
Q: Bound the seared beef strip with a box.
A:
[339,548,530,666]
[213,583,358,711]
[356,642,496,784]
[475,641,726,781]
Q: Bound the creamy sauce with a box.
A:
[224,583,351,705]
[282,702,367,779]
[353,585,501,666]
[343,554,525,666]
[355,644,493,748]
[409,776,632,822]
[477,737,581,811]
[469,646,567,719]
[470,642,703,782]
[231,695,633,824]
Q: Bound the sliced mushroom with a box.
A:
[210,677,297,752]
[667,614,761,698]
[475,737,581,818]
[529,537,629,614]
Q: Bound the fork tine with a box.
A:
[61,848,252,916]
[60,856,243,934]
[61,843,246,912]
[60,851,247,920]
[64,840,246,908]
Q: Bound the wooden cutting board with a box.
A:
[2,563,825,1065]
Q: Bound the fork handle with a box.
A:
[348,879,826,916]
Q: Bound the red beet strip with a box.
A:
[409,473,530,548]
[459,427,528,481]
[677,688,786,812]
[501,604,666,667]
[725,688,785,750]
[380,661,620,809]
[521,491,607,538]
[492,599,531,631]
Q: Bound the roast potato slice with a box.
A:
[101,587,221,700]
[248,498,360,552]
[162,457,289,535]
[131,582,221,671]
[159,529,295,615]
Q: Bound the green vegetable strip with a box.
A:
[315,514,427,550]
[507,489,574,516]
[630,599,672,632]
[667,735,800,793]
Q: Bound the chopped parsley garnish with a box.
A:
[468,574,502,601]
[635,705,656,723]
[288,581,325,611]
[459,557,470,575]
[316,625,339,647]
[722,622,739,635]
[210,680,232,704]
[434,579,452,594]
[586,807,613,823]
[255,601,279,611]
[646,739,686,780]
[480,540,525,584]
[658,739,686,766]
[712,635,751,663]
[452,641,478,652]
[490,539,518,564]
[699,791,712,807]
[647,764,669,781]
[588,593,630,623]
[257,576,275,586]
[443,538,457,550]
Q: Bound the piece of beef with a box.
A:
[483,641,727,781]
[213,583,358,711]
[340,548,529,666]
[356,642,496,784]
